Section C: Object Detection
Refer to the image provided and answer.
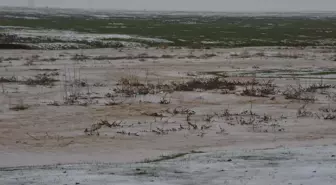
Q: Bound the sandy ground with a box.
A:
[1,144,336,185]
[0,47,336,184]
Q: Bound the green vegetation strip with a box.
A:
[2,13,336,48]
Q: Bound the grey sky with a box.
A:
[1,0,336,11]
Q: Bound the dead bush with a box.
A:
[160,95,171,104]
[63,95,80,105]
[166,107,195,115]
[84,120,124,136]
[0,76,17,83]
[203,114,215,123]
[161,54,175,58]
[172,77,236,91]
[283,84,316,102]
[23,59,35,66]
[236,116,255,125]
[319,106,336,120]
[10,104,29,111]
[322,114,336,120]
[305,82,333,92]
[254,51,265,57]
[319,107,336,113]
[23,73,58,86]
[114,75,173,96]
[72,54,90,61]
[105,95,125,106]
[114,84,157,96]
[297,104,314,118]
[93,82,107,87]
[117,130,140,136]
[273,52,303,59]
[3,57,21,61]
[118,75,142,87]
[142,111,165,117]
[241,80,276,97]
[23,55,39,66]
[47,101,61,106]
[230,50,251,58]
[40,57,58,62]
[71,79,88,87]
[200,53,217,59]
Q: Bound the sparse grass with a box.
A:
[283,84,316,102]
[23,73,59,86]
[114,75,173,96]
[141,150,204,163]
[272,52,303,59]
[159,94,171,104]
[39,57,58,62]
[9,104,29,111]
[0,76,17,83]
[297,104,314,118]
[3,57,21,61]
[305,82,333,92]
[241,80,277,97]
[47,101,61,106]
[172,77,236,91]
[307,71,336,76]
[141,153,189,163]
[29,68,59,72]
[71,54,90,61]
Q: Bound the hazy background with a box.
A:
[1,0,336,12]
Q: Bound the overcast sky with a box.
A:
[1,0,336,12]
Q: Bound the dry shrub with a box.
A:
[172,77,236,91]
[23,55,40,66]
[254,51,265,57]
[24,73,58,86]
[160,95,171,104]
[230,50,251,58]
[114,83,172,96]
[10,104,29,111]
[10,99,29,111]
[322,114,336,120]
[305,79,333,92]
[84,120,124,136]
[161,54,175,58]
[319,107,336,113]
[63,95,80,105]
[0,76,17,83]
[47,101,61,106]
[71,54,90,61]
[241,80,277,97]
[114,74,173,96]
[166,107,195,115]
[200,53,217,59]
[273,52,303,59]
[118,75,142,87]
[283,84,315,102]
[105,95,125,106]
[297,104,314,118]
[40,57,58,62]
[319,106,336,120]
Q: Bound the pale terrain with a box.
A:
[0,47,336,184]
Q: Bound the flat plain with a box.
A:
[0,7,336,185]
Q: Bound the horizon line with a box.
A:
[1,5,336,14]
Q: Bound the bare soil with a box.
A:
[0,47,335,176]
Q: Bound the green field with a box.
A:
[1,9,336,48]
